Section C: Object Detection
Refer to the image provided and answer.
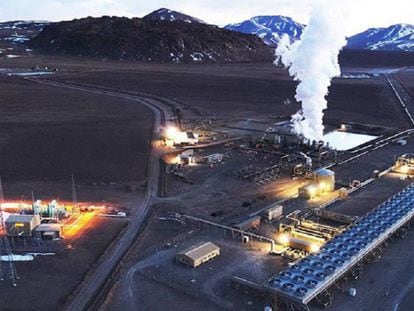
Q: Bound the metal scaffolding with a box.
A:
[176,213,276,252]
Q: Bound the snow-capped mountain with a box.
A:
[225,16,304,46]
[347,24,414,51]
[143,8,205,24]
[0,20,49,43]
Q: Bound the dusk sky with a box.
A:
[1,0,414,35]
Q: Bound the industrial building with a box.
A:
[233,216,261,231]
[263,121,304,146]
[176,241,220,268]
[205,153,224,164]
[164,126,199,146]
[393,153,414,175]
[33,223,62,240]
[179,149,195,165]
[5,214,40,237]
[264,204,283,221]
[269,183,414,308]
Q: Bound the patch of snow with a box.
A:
[1,254,34,262]
[190,52,203,62]
[7,71,55,76]
[26,252,56,257]
[341,73,371,79]
[4,36,29,43]
[6,54,21,58]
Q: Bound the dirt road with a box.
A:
[24,78,174,311]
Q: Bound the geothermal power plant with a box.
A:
[1,3,414,311]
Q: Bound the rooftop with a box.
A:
[33,223,62,232]
[178,241,219,260]
[315,168,335,176]
[5,214,39,223]
[234,215,261,227]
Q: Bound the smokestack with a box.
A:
[275,1,347,141]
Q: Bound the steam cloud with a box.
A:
[275,1,348,141]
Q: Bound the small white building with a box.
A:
[5,214,40,237]
[176,241,220,268]
[179,149,195,164]
[204,153,224,164]
[33,223,62,240]
[264,204,283,221]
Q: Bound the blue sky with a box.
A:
[1,0,414,35]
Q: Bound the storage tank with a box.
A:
[313,168,335,192]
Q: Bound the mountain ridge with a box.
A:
[346,24,414,51]
[28,16,273,63]
[225,15,304,46]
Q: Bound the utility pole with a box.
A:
[71,174,78,213]
[0,236,18,286]
[31,191,35,206]
[0,176,4,231]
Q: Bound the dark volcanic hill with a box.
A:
[143,8,205,24]
[29,16,273,63]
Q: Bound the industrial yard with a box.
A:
[1,51,414,311]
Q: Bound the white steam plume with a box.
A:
[275,1,348,141]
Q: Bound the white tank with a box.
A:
[314,168,335,192]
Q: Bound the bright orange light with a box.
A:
[63,212,96,238]
[276,233,290,245]
[0,200,110,213]
[308,185,318,198]
[400,165,409,174]
[319,182,327,192]
[165,126,180,139]
[164,126,197,146]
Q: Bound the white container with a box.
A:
[265,205,283,221]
